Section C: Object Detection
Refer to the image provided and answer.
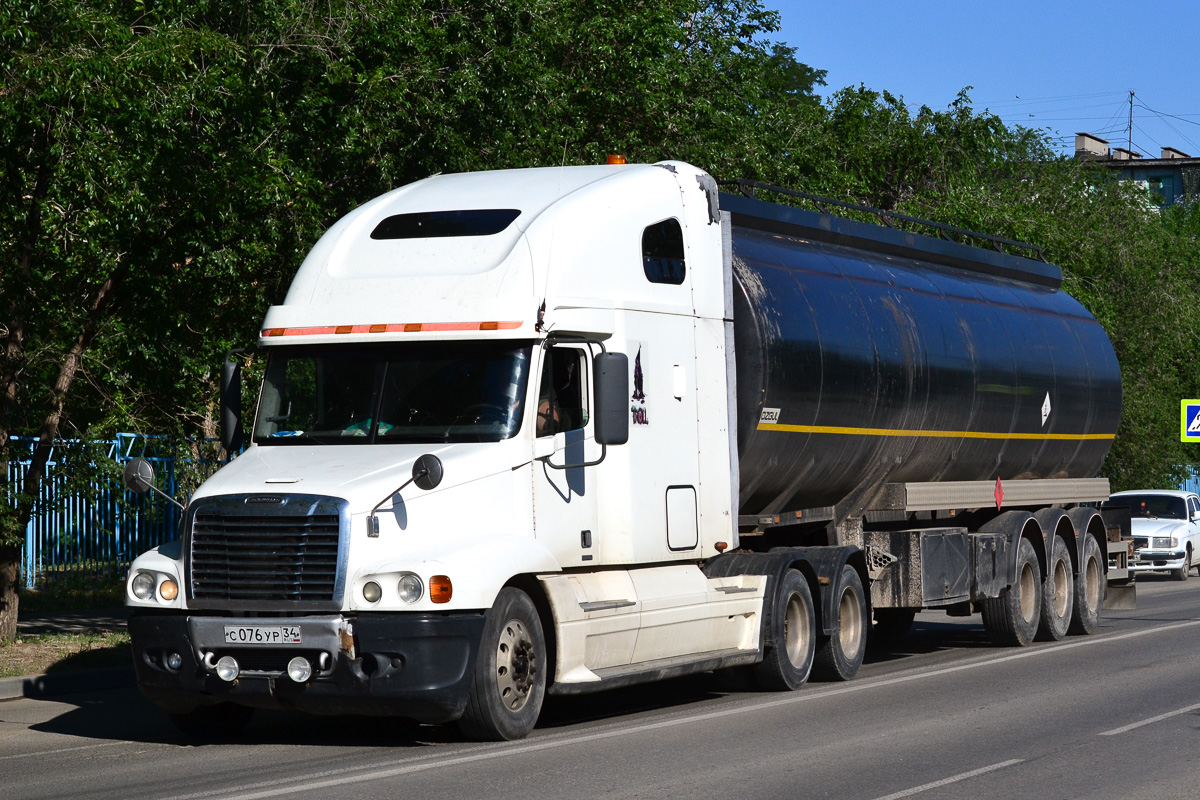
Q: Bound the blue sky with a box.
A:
[774,1,1200,157]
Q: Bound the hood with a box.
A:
[191,440,526,513]
[1129,518,1188,538]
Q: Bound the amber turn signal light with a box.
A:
[607,154,626,165]
[430,575,453,603]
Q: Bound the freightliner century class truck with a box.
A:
[123,160,1125,741]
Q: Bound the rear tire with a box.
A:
[1036,535,1073,641]
[167,703,254,740]
[1069,534,1103,635]
[457,587,546,741]
[982,536,1041,647]
[752,569,816,691]
[813,565,867,681]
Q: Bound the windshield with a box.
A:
[1117,494,1188,520]
[253,341,532,445]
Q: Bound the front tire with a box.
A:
[1036,535,1073,641]
[752,569,816,691]
[813,565,868,681]
[457,587,547,741]
[982,536,1042,647]
[1174,546,1192,582]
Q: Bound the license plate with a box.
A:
[223,624,302,645]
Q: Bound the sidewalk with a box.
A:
[0,608,135,701]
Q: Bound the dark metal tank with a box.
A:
[722,195,1122,516]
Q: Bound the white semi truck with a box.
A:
[124,160,1125,741]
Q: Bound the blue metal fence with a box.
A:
[6,434,226,590]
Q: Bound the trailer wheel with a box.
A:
[457,587,546,741]
[752,569,816,691]
[1036,535,1074,641]
[1174,546,1192,582]
[813,565,867,681]
[982,536,1041,647]
[1069,534,1103,635]
[872,609,917,649]
[167,703,254,740]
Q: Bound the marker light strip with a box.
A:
[262,321,523,337]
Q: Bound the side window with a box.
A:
[1190,497,1199,518]
[642,218,686,285]
[536,348,588,437]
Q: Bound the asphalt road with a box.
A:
[3,576,1200,800]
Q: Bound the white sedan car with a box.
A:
[1110,490,1200,580]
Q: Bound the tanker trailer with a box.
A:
[718,183,1125,651]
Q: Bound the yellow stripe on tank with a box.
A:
[756,423,1115,441]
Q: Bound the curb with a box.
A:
[0,666,136,701]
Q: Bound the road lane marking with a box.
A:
[870,759,1024,800]
[165,618,1200,800]
[0,740,126,761]
[1099,701,1200,736]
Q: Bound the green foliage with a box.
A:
[2,0,1197,528]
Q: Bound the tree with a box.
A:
[1,0,822,640]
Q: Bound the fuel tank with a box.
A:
[722,195,1122,516]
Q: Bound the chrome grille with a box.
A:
[188,496,345,603]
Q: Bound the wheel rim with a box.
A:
[837,585,863,658]
[1052,555,1070,617]
[495,619,536,712]
[1084,553,1101,611]
[1018,560,1038,624]
[783,591,811,667]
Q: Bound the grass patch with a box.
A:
[18,583,125,615]
[0,630,132,679]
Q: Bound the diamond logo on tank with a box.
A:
[1041,392,1051,427]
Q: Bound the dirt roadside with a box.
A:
[1,609,132,679]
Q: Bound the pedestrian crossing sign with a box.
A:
[1182,400,1200,441]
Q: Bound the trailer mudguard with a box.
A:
[1066,506,1109,578]
[979,510,1045,587]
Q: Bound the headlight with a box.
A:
[131,572,156,600]
[397,573,423,604]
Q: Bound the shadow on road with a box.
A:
[24,687,457,747]
[19,615,1046,746]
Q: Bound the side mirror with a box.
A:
[593,352,629,446]
[221,354,244,453]
[412,454,444,491]
[122,457,186,511]
[123,458,155,494]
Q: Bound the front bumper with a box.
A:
[1128,550,1186,573]
[128,610,485,724]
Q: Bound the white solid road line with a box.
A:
[0,740,127,761]
[163,619,1200,800]
[869,759,1025,800]
[1099,701,1200,736]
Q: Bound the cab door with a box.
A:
[531,342,600,566]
